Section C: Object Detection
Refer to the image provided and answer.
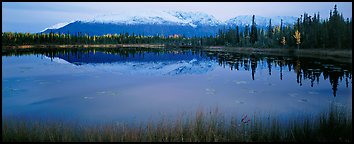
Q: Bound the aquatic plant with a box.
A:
[2,103,351,142]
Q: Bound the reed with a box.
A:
[2,103,351,142]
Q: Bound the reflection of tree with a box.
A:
[267,58,272,76]
[250,54,257,80]
[294,60,301,73]
[243,58,249,71]
[279,59,285,80]
[329,72,339,97]
[295,59,303,86]
[235,60,240,71]
[207,51,351,97]
[345,72,351,88]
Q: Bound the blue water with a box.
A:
[2,48,352,124]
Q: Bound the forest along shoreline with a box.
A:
[205,46,352,64]
[2,44,352,64]
[2,44,165,49]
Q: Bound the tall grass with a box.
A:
[2,104,352,142]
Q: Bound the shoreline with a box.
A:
[2,44,165,49]
[2,44,352,63]
[204,46,352,64]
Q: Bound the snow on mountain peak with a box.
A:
[81,10,190,25]
[79,10,224,27]
[40,21,75,32]
[225,15,297,26]
[166,10,223,26]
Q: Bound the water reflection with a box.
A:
[206,51,352,97]
[3,47,352,97]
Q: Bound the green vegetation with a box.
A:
[205,5,351,49]
[2,5,352,50]
[3,104,352,142]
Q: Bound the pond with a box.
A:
[2,47,352,124]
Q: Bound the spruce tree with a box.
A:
[250,15,258,44]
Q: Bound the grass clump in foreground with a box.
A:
[2,104,352,142]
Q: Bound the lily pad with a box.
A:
[39,81,50,85]
[308,91,319,95]
[205,88,216,95]
[96,91,120,96]
[83,96,94,100]
[288,93,298,97]
[235,100,245,104]
[298,98,308,102]
[248,90,256,94]
[233,80,248,85]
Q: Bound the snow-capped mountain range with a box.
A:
[41,10,298,37]
[226,15,297,26]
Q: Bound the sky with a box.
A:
[2,2,352,33]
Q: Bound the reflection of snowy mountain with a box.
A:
[44,56,73,65]
[97,58,217,75]
[48,55,216,75]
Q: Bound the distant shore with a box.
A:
[2,44,352,63]
[2,44,165,49]
[204,46,352,64]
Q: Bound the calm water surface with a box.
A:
[2,48,352,124]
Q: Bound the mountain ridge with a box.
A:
[42,10,298,37]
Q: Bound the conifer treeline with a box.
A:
[210,5,352,49]
[2,5,352,49]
